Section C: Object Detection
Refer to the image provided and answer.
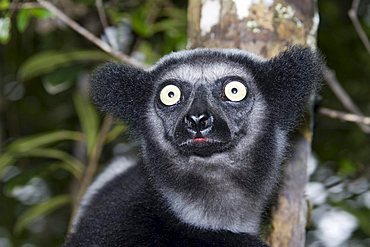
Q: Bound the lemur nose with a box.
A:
[184,113,213,134]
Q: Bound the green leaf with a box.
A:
[17,8,52,33]
[0,0,10,10]
[105,123,127,144]
[1,148,84,179]
[52,162,83,179]
[22,148,84,179]
[14,195,71,234]
[7,130,83,153]
[0,153,15,177]
[74,94,100,156]
[28,8,52,19]
[42,66,80,95]
[131,8,153,37]
[16,9,31,33]
[338,159,358,177]
[0,16,10,44]
[0,131,84,177]
[18,50,113,81]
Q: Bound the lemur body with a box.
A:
[65,47,323,247]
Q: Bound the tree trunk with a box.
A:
[187,0,319,246]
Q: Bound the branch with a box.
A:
[8,0,20,16]
[37,0,145,68]
[319,107,370,125]
[9,2,41,10]
[73,115,114,212]
[95,0,116,48]
[348,0,370,54]
[324,67,370,133]
[95,0,109,32]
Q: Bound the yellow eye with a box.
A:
[224,81,247,102]
[159,84,181,106]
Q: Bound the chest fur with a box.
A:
[159,170,264,235]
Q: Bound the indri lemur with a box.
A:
[65,46,323,247]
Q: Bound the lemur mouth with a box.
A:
[178,138,231,157]
[173,110,232,157]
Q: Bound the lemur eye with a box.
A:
[224,81,247,102]
[160,84,181,106]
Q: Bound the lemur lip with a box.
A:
[178,138,226,148]
[193,137,207,143]
[178,138,232,157]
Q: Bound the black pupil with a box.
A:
[231,88,238,94]
[168,91,175,98]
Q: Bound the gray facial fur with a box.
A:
[143,60,283,234]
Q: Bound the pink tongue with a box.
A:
[193,137,207,143]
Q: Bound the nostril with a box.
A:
[185,114,213,132]
[199,118,207,129]
[184,116,196,130]
[199,116,210,129]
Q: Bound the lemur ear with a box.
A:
[90,63,152,127]
[262,46,324,131]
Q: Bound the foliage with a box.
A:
[306,1,370,246]
[0,0,187,245]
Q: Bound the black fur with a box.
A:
[261,46,323,131]
[65,46,323,247]
[90,63,152,131]
[66,164,268,247]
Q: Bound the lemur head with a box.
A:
[91,46,322,232]
[92,46,322,160]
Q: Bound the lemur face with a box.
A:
[88,47,322,234]
[152,61,259,157]
[91,46,322,162]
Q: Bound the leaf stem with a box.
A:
[319,107,370,126]
[71,115,114,219]
[324,67,370,133]
[36,0,144,67]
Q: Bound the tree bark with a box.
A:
[187,1,319,246]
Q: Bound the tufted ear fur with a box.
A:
[258,46,324,131]
[90,63,153,128]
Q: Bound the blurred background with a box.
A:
[0,0,369,246]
